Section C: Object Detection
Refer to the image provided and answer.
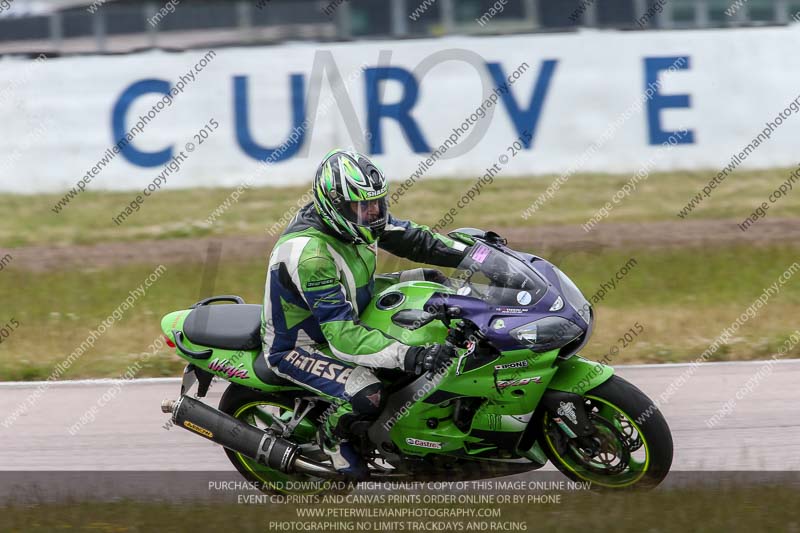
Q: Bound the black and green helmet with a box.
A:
[313,149,389,245]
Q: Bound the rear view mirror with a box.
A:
[448,227,484,245]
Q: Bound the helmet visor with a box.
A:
[339,197,388,230]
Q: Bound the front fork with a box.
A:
[539,390,599,453]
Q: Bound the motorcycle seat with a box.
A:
[253,352,294,386]
[183,304,263,351]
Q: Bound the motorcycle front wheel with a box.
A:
[540,375,673,489]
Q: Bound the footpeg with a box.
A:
[282,397,316,437]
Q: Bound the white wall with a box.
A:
[1,26,800,194]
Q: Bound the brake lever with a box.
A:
[453,340,473,377]
[448,321,485,377]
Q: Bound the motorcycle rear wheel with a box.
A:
[218,384,347,495]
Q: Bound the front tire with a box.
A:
[540,375,673,489]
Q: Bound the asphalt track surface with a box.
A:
[1,360,798,500]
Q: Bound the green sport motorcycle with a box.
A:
[159,229,672,491]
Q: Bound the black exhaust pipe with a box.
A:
[161,396,338,477]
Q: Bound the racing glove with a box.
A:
[421,268,449,285]
[404,344,457,375]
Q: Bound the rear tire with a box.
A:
[540,375,673,489]
[218,384,340,495]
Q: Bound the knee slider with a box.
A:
[350,382,385,417]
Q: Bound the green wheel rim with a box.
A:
[231,400,327,495]
[543,395,651,488]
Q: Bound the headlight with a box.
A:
[509,317,584,351]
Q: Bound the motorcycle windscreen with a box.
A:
[449,242,548,307]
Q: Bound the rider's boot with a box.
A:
[319,403,369,480]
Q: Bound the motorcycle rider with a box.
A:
[261,149,470,478]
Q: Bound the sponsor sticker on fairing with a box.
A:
[406,437,443,449]
[494,360,529,371]
[497,376,542,389]
[516,291,532,305]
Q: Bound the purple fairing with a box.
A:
[426,240,594,355]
